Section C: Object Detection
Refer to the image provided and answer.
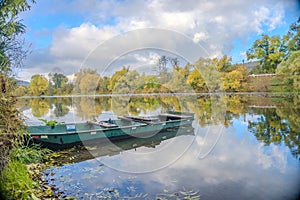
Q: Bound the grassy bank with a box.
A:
[245,75,298,92]
[0,144,52,200]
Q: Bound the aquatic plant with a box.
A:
[39,118,61,126]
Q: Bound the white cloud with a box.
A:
[50,23,119,59]
[19,0,298,80]
[193,32,207,43]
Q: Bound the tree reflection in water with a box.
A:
[26,94,300,159]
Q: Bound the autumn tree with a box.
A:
[109,66,129,92]
[79,73,102,94]
[187,66,207,92]
[223,65,249,92]
[113,70,140,93]
[168,63,191,92]
[215,55,232,72]
[193,57,224,92]
[74,68,98,93]
[138,73,160,93]
[29,74,49,95]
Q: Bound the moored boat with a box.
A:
[27,112,194,149]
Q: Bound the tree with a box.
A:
[193,57,223,92]
[276,50,300,91]
[14,85,27,96]
[109,66,129,92]
[49,73,68,89]
[114,70,140,93]
[97,76,110,94]
[74,68,98,93]
[0,0,35,74]
[29,74,49,95]
[187,67,206,92]
[0,0,34,199]
[223,65,249,92]
[215,55,232,72]
[79,73,101,94]
[286,17,300,53]
[156,56,171,84]
[246,34,287,73]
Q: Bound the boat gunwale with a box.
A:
[29,118,191,136]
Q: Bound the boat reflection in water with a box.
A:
[48,123,194,165]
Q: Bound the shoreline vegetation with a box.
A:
[17,91,300,99]
[0,0,299,199]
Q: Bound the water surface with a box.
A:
[18,94,300,199]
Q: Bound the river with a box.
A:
[18,94,300,199]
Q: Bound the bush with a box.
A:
[0,160,35,200]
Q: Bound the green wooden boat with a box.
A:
[28,112,194,149]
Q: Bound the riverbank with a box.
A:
[0,144,59,199]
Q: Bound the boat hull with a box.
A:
[28,112,194,149]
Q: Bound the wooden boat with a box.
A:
[28,111,194,148]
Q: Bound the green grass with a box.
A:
[245,76,297,92]
[0,160,36,200]
[10,143,52,164]
[0,143,51,200]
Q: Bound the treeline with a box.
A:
[16,17,299,96]
[17,56,250,96]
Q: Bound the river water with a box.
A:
[18,94,300,199]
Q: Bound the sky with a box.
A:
[17,0,300,81]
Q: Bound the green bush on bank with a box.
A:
[0,159,35,200]
[0,144,51,200]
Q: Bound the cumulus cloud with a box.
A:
[19,0,298,81]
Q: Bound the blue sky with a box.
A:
[18,0,300,81]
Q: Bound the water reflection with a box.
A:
[19,94,300,159]
[44,114,299,199]
[18,94,300,199]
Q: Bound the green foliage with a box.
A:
[29,74,49,95]
[10,143,51,164]
[109,66,129,92]
[0,0,35,73]
[0,143,50,200]
[79,73,101,94]
[39,118,60,126]
[0,74,27,170]
[47,72,72,95]
[49,73,68,89]
[246,34,287,73]
[114,70,140,93]
[0,160,34,200]
[73,68,98,93]
[276,50,300,91]
[215,55,233,72]
[193,57,224,92]
[286,17,300,53]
